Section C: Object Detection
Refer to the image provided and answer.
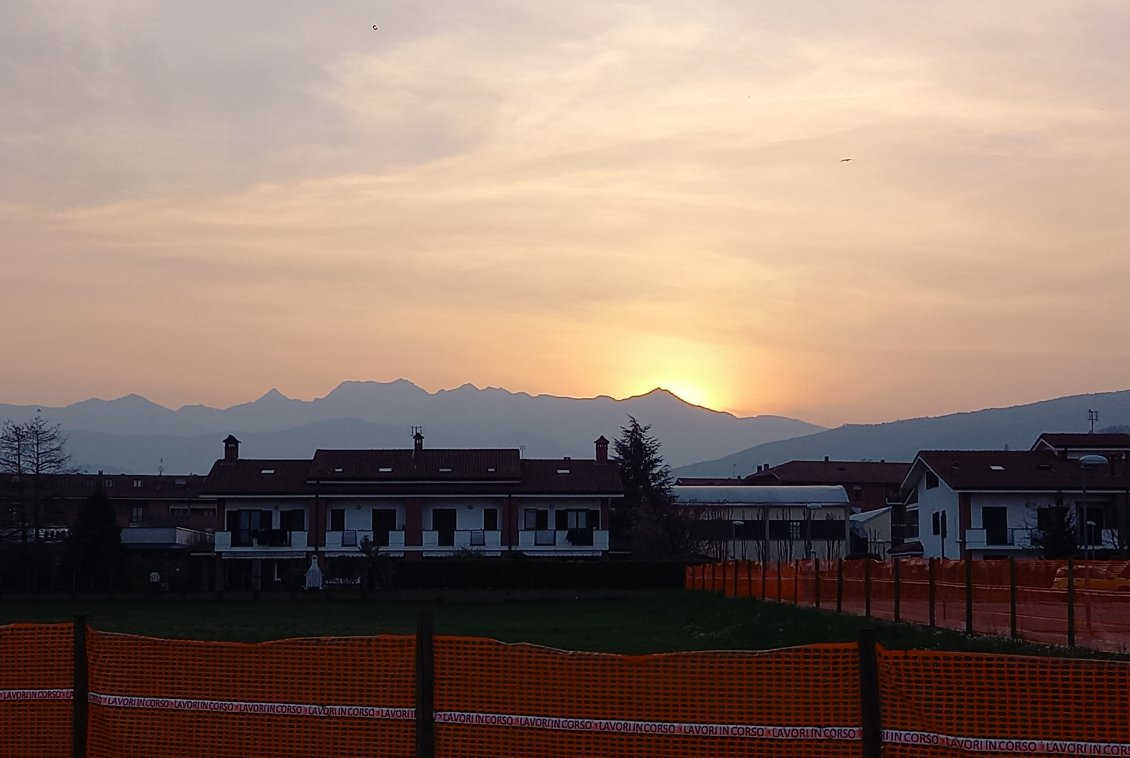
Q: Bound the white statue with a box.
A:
[304,555,323,590]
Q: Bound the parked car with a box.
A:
[1051,566,1130,591]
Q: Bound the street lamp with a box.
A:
[731,520,745,560]
[805,503,823,559]
[1078,454,1107,561]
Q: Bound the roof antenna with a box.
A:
[1088,409,1098,434]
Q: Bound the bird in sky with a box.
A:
[840,158,852,162]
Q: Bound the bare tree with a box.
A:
[0,411,71,590]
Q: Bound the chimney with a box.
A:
[594,435,609,464]
[824,456,830,462]
[411,427,424,456]
[223,435,240,463]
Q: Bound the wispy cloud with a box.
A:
[2,1,1129,425]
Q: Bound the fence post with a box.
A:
[857,628,883,758]
[892,559,901,623]
[721,560,728,596]
[760,559,766,600]
[73,615,89,758]
[747,560,753,599]
[928,558,936,628]
[964,555,973,635]
[793,559,800,605]
[1009,557,1018,640]
[814,558,821,609]
[836,558,844,612]
[1066,559,1076,649]
[776,559,783,601]
[416,612,436,758]
[864,559,872,618]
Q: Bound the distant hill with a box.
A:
[672,389,1130,478]
[0,380,824,473]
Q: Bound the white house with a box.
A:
[899,445,1130,560]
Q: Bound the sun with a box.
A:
[661,381,714,409]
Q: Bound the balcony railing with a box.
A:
[120,527,214,549]
[215,530,308,551]
[964,528,1032,549]
[421,530,502,551]
[517,529,609,551]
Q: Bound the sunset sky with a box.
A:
[3,1,1129,427]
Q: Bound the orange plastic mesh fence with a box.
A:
[0,622,73,758]
[877,646,1130,757]
[432,636,862,758]
[85,629,416,758]
[8,620,1130,757]
[696,559,1130,653]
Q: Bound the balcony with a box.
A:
[325,530,373,551]
[963,528,1032,550]
[517,529,609,553]
[215,530,308,552]
[421,530,502,553]
[120,526,214,549]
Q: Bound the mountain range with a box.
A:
[0,380,823,474]
[2,381,1127,477]
[672,389,1130,477]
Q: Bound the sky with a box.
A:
[3,1,1129,428]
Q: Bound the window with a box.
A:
[371,509,397,547]
[133,479,143,489]
[931,511,948,537]
[280,509,306,532]
[131,506,145,523]
[329,509,345,532]
[104,478,114,488]
[523,509,549,530]
[788,521,802,540]
[925,472,939,490]
[483,508,498,531]
[560,510,588,529]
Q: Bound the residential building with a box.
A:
[673,484,852,561]
[205,433,622,590]
[743,459,911,511]
[899,445,1130,560]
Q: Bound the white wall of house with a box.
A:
[914,477,958,559]
[912,481,1113,558]
[421,499,502,531]
[325,499,406,531]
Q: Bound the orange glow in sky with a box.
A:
[2,3,1129,427]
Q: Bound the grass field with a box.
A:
[3,589,1124,660]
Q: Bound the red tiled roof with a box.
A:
[308,449,522,481]
[912,450,1130,491]
[1031,433,1130,451]
[674,477,745,486]
[515,459,623,495]
[744,460,911,486]
[202,459,314,495]
[1,473,207,500]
